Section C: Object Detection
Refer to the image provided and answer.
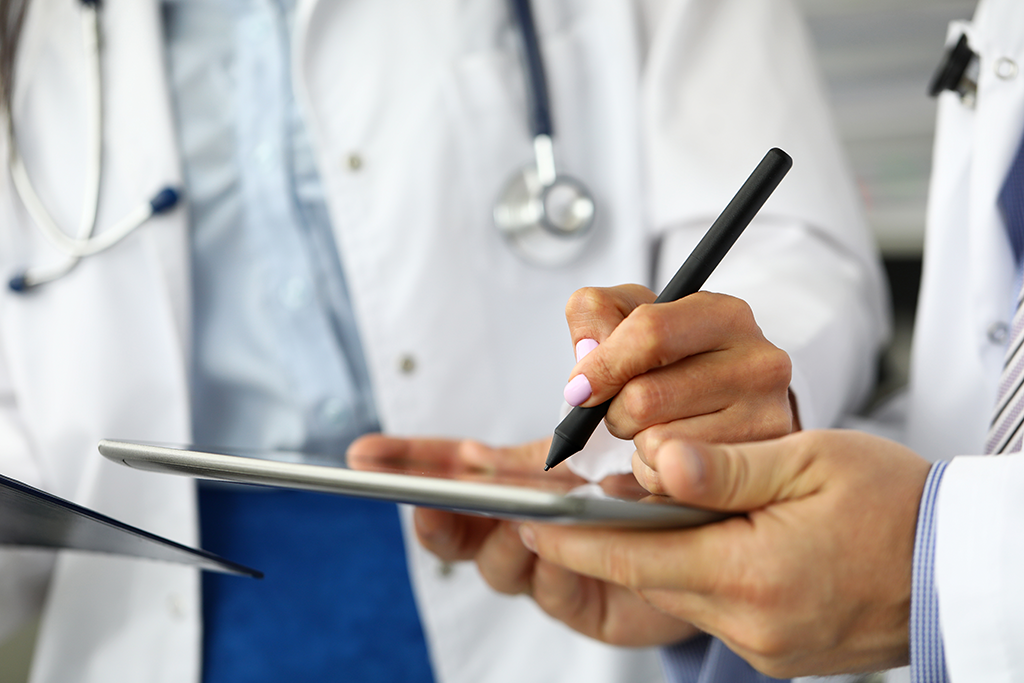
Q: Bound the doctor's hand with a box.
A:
[346,434,700,647]
[519,430,932,678]
[561,286,797,479]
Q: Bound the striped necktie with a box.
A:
[985,129,1024,454]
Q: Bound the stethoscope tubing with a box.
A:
[494,0,597,265]
[507,0,552,140]
[10,0,589,287]
[7,0,179,292]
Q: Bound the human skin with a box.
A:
[519,431,931,678]
[347,434,702,646]
[559,285,799,446]
[349,286,801,648]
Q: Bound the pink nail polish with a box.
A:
[563,374,592,406]
[575,338,599,362]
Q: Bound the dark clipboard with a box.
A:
[0,472,261,578]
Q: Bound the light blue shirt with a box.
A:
[162,3,435,682]
[163,0,379,461]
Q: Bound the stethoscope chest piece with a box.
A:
[494,0,597,267]
[494,163,595,267]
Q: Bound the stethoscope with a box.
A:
[7,0,594,292]
[7,0,179,293]
[494,0,596,266]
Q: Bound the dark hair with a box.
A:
[0,0,29,133]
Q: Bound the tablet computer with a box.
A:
[98,439,726,529]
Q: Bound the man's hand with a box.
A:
[519,430,932,678]
[347,434,700,646]
[562,286,798,463]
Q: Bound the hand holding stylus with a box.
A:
[545,148,794,470]
[560,287,798,484]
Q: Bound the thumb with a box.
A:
[654,437,813,512]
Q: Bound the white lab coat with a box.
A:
[903,0,1024,679]
[0,1,886,682]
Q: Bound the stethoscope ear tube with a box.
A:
[7,0,180,293]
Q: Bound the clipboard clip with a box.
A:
[928,34,980,107]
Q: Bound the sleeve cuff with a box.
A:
[910,460,951,683]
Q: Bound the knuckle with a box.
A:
[706,547,806,678]
[760,345,793,387]
[602,546,645,591]
[634,425,670,460]
[624,304,673,363]
[720,294,756,328]
[532,562,588,626]
[565,287,613,323]
[616,381,666,431]
[729,590,793,662]
[719,446,752,509]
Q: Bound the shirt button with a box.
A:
[988,321,1010,344]
[253,141,274,168]
[346,153,364,172]
[398,355,417,374]
[995,57,1019,80]
[280,276,311,309]
[320,397,349,425]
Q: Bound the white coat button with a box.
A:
[398,355,417,374]
[996,57,1018,80]
[437,561,454,578]
[346,153,364,172]
[168,594,186,619]
[988,321,1010,344]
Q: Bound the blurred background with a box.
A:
[801,0,975,256]
[0,1,980,680]
[798,0,975,399]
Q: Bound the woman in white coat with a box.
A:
[0,0,886,682]
[480,1,1024,681]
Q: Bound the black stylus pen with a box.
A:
[544,148,793,471]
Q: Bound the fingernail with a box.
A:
[575,338,599,362]
[563,374,592,406]
[519,525,537,553]
[662,442,705,488]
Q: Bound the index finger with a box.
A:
[571,292,758,408]
[520,516,753,596]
